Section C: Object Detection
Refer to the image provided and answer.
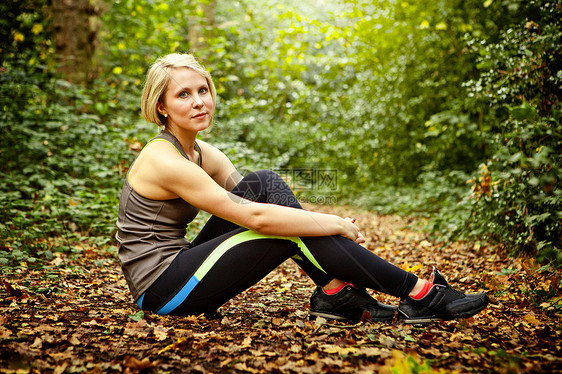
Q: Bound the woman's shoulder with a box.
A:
[196,139,230,163]
[144,138,186,159]
[132,140,192,177]
[128,139,202,200]
[196,139,220,154]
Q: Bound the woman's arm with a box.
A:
[133,142,361,241]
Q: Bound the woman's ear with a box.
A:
[157,102,167,117]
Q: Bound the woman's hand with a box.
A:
[343,217,366,244]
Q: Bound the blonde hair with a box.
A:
[141,53,217,127]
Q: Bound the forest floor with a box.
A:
[1,204,561,373]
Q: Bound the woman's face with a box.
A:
[158,68,214,133]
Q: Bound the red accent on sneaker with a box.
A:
[324,282,352,295]
[411,279,433,300]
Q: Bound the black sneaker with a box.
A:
[309,284,397,322]
[398,268,489,324]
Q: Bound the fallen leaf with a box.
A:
[241,335,252,348]
[30,336,42,349]
[68,333,82,346]
[123,355,152,370]
[153,326,169,341]
[524,314,542,326]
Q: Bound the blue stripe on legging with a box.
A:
[136,292,145,309]
[157,276,199,315]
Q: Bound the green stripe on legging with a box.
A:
[156,230,326,315]
[194,230,326,280]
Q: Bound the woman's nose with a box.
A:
[192,95,204,107]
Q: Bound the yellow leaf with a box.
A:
[112,66,123,74]
[524,314,542,326]
[158,337,188,355]
[435,21,447,30]
[31,23,43,35]
[420,20,430,29]
[158,343,175,355]
[13,32,24,43]
[483,0,493,7]
[406,264,423,272]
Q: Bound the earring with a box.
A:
[164,114,168,117]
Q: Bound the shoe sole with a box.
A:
[399,302,489,325]
[309,311,394,322]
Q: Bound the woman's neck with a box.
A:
[165,126,198,159]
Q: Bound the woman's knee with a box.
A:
[241,169,279,183]
[237,169,301,208]
[238,169,282,196]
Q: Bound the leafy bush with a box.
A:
[464,0,562,264]
[0,61,138,265]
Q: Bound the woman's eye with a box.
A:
[179,91,189,98]
[199,87,208,94]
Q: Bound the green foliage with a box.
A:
[0,2,141,267]
[100,0,188,78]
[463,0,562,264]
[2,0,560,269]
[0,0,52,66]
[0,63,136,266]
[340,0,561,265]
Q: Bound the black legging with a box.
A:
[139,170,418,316]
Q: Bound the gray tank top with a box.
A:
[116,131,201,301]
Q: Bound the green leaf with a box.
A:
[128,310,145,321]
[509,103,538,121]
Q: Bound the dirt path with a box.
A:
[1,205,560,373]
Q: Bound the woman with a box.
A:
[116,53,489,324]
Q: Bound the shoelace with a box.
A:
[439,284,465,297]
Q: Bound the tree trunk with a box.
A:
[51,0,99,84]
[188,0,217,56]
